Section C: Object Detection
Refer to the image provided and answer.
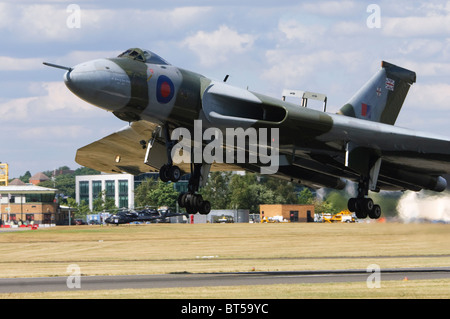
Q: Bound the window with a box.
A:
[118,180,128,195]
[79,181,89,203]
[105,180,115,200]
[92,181,102,199]
[118,48,170,65]
[118,180,128,209]
[174,181,188,194]
[25,193,55,203]
[119,196,128,209]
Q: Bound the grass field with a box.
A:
[0,222,448,298]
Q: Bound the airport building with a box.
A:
[75,173,135,211]
[0,183,58,225]
[260,204,315,222]
[75,173,189,211]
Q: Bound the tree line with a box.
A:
[17,166,401,218]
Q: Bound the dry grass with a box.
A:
[0,222,448,278]
[0,222,448,299]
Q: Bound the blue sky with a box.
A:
[1,0,450,178]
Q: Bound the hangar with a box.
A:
[259,204,315,222]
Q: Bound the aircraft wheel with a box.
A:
[169,165,181,182]
[159,164,170,182]
[369,204,382,219]
[347,198,357,212]
[355,208,367,219]
[355,199,368,219]
[189,194,203,208]
[199,200,211,215]
[186,204,196,214]
[178,193,187,208]
[362,198,374,213]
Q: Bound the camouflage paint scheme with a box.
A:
[59,48,450,217]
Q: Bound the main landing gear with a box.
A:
[157,125,211,215]
[347,178,382,219]
[176,163,211,215]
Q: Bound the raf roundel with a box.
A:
[156,75,175,104]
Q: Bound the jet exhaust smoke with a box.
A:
[397,191,450,223]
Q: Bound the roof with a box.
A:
[8,178,27,186]
[30,172,50,182]
[0,185,57,194]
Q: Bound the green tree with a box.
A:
[134,178,178,208]
[229,173,256,210]
[148,181,179,207]
[200,172,232,209]
[134,177,158,208]
[262,176,298,204]
[313,199,335,215]
[228,173,280,212]
[39,174,75,200]
[325,190,348,212]
[67,197,90,219]
[92,190,117,213]
[297,187,336,215]
[19,171,31,183]
[297,188,315,204]
[74,167,101,176]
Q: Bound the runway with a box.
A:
[0,267,448,294]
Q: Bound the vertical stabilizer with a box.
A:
[338,61,416,125]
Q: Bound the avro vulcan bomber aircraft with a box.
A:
[44,48,450,218]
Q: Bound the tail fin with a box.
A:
[338,61,416,125]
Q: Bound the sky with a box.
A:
[1,0,450,179]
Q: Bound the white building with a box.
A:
[75,173,135,211]
[75,172,189,212]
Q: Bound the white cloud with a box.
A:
[408,82,450,110]
[0,56,45,71]
[0,81,100,121]
[18,125,91,140]
[0,3,212,43]
[262,49,363,91]
[401,61,450,77]
[0,96,38,121]
[299,1,359,16]
[182,25,255,67]
[278,19,327,44]
[397,39,447,58]
[331,21,367,36]
[383,14,450,37]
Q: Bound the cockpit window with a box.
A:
[118,48,170,65]
[118,48,145,62]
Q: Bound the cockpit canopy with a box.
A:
[118,48,170,65]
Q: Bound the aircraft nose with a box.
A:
[64,59,131,111]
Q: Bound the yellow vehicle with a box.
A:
[261,216,288,223]
[322,210,356,223]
